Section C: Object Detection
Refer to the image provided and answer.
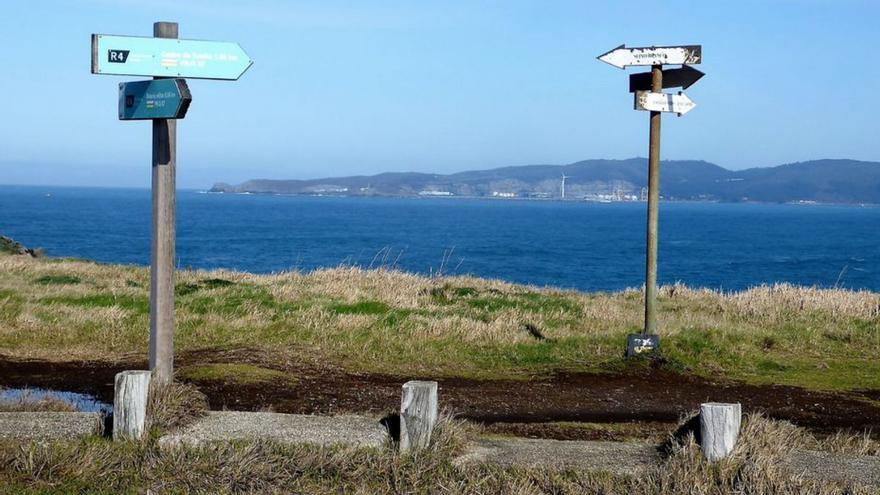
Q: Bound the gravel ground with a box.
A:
[457,438,880,490]
[0,412,104,440]
[158,411,389,449]
[787,449,880,489]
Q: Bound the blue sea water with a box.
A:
[0,388,111,414]
[1,185,878,292]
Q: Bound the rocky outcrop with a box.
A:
[0,236,42,257]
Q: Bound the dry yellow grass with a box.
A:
[0,413,876,494]
[1,254,879,389]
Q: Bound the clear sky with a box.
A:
[1,0,877,188]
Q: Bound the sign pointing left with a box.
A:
[91,34,253,80]
[598,44,701,69]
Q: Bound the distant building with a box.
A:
[418,190,453,196]
[308,186,349,194]
[491,191,516,198]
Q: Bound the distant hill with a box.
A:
[210,158,880,204]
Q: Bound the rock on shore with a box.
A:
[0,236,41,257]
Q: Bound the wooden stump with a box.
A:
[113,371,152,440]
[400,380,438,452]
[699,402,741,461]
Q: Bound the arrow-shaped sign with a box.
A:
[634,91,696,115]
[119,79,192,120]
[92,34,253,80]
[598,44,701,69]
[629,65,704,93]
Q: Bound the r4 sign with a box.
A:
[108,50,130,63]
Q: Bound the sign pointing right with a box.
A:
[92,34,253,80]
[629,65,704,93]
[634,91,696,115]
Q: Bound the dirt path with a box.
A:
[2,350,878,436]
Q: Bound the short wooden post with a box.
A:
[113,371,152,440]
[699,402,741,461]
[400,380,438,452]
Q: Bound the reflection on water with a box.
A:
[0,387,112,414]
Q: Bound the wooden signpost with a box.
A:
[597,44,704,356]
[92,22,252,385]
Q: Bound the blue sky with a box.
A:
[1,0,877,188]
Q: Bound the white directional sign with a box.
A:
[634,91,696,115]
[598,44,701,69]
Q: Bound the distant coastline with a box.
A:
[204,189,880,207]
[210,158,880,205]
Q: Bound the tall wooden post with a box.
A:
[644,65,662,335]
[149,21,178,385]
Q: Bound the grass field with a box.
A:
[1,253,879,390]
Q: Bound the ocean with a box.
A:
[1,185,878,292]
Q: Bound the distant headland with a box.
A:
[210,158,880,205]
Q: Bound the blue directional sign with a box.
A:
[118,79,191,120]
[92,34,252,80]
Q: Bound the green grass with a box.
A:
[33,274,81,285]
[0,289,24,321]
[330,300,390,315]
[181,284,278,317]
[2,255,879,391]
[41,293,150,315]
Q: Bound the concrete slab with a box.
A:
[454,437,660,475]
[787,449,880,489]
[158,411,389,449]
[0,412,104,441]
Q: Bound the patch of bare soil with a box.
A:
[1,349,878,437]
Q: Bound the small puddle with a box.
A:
[0,387,112,414]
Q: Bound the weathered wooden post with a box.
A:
[643,63,662,336]
[400,380,438,452]
[113,371,152,440]
[149,21,178,387]
[699,402,741,461]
